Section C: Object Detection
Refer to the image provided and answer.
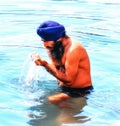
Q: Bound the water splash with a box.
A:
[19,54,45,88]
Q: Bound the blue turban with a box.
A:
[37,21,65,41]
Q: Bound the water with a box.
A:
[0,0,120,126]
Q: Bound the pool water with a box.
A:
[0,0,120,126]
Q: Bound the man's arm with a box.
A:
[60,47,82,84]
[31,48,82,85]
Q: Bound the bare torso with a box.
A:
[53,38,92,88]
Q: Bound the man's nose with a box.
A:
[44,42,49,47]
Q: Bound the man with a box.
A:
[31,20,93,103]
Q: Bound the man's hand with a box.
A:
[31,52,46,66]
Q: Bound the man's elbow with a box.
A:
[62,77,73,84]
[56,72,74,84]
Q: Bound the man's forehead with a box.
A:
[41,38,54,42]
[41,38,62,43]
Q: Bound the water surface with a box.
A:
[0,0,120,126]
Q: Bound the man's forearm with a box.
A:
[43,61,57,77]
[42,61,71,84]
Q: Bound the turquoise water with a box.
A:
[0,0,120,126]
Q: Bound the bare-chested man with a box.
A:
[31,21,93,103]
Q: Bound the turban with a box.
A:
[37,21,65,41]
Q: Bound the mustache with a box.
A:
[46,46,53,49]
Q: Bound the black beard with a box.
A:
[50,41,64,61]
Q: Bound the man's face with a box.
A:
[41,38,64,61]
[42,38,63,50]
[42,40,55,50]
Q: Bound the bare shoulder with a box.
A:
[63,38,86,69]
[69,38,85,53]
[65,38,85,62]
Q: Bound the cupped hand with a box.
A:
[30,52,43,66]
